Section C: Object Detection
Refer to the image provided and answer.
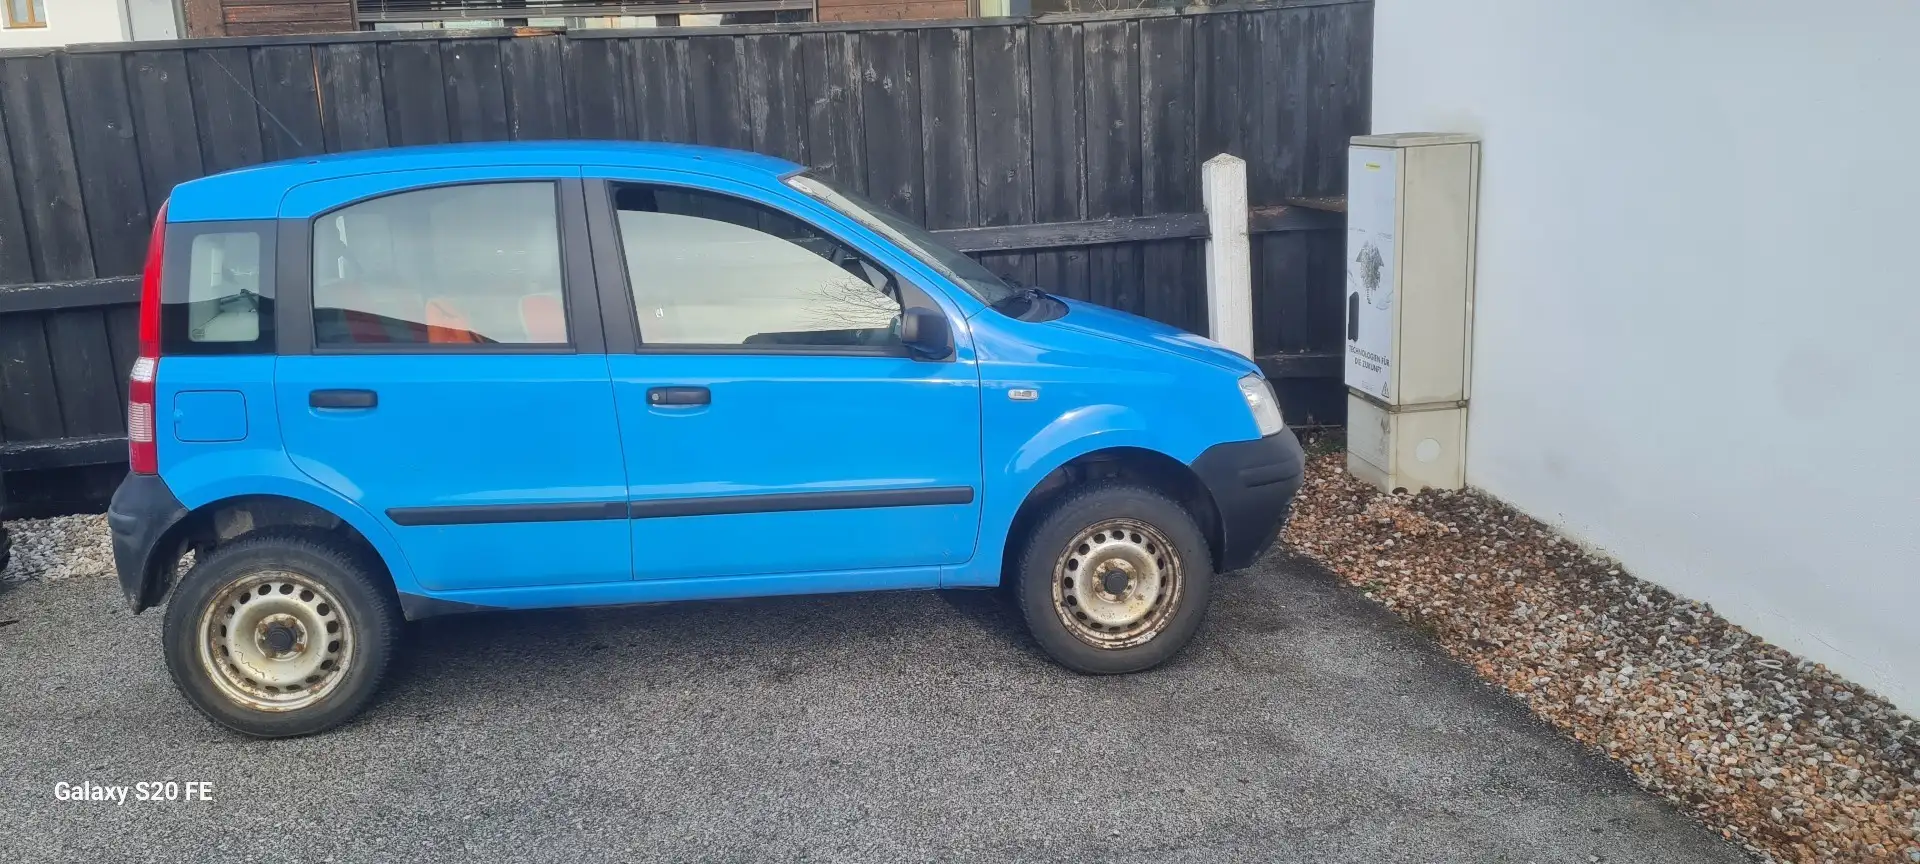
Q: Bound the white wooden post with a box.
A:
[1202,153,1253,358]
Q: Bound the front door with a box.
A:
[586,174,982,584]
[274,171,632,592]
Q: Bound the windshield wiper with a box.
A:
[990,285,1050,316]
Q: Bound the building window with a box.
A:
[3,0,47,29]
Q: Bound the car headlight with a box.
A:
[1238,374,1286,437]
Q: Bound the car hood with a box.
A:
[1045,298,1259,375]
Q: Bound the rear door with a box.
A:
[584,171,983,584]
[273,168,632,592]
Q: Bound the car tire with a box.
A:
[1014,482,1213,674]
[161,530,399,738]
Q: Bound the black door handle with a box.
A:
[310,389,378,409]
[646,386,710,406]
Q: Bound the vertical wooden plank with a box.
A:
[0,90,32,286]
[1140,16,1197,328]
[918,27,973,230]
[1194,10,1248,166]
[62,53,152,279]
[1331,1,1372,192]
[1082,20,1141,221]
[44,310,124,436]
[969,25,1033,285]
[1139,16,1196,215]
[442,39,511,143]
[630,37,692,143]
[0,56,94,282]
[686,36,752,151]
[1256,231,1313,355]
[1029,22,1086,298]
[381,41,452,147]
[186,47,265,174]
[503,36,569,140]
[317,44,389,152]
[250,45,326,160]
[1139,238,1198,332]
[744,33,808,163]
[105,304,140,403]
[1248,5,1308,204]
[1300,5,1334,197]
[0,316,63,442]
[565,39,631,139]
[800,31,864,190]
[1082,20,1141,312]
[126,50,206,208]
[858,30,923,222]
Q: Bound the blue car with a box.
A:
[106,142,1304,737]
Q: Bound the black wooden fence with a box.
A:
[0,1,1370,475]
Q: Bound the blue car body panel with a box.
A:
[133,142,1288,616]
[945,306,1262,588]
[274,354,633,592]
[153,357,424,596]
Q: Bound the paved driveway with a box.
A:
[0,552,1748,863]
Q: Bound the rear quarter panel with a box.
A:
[155,355,421,594]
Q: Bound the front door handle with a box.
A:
[646,386,710,406]
[310,389,378,409]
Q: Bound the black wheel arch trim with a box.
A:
[107,473,193,613]
[1188,429,1306,572]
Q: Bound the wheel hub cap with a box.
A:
[1051,518,1183,649]
[196,571,353,713]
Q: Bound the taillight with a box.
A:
[129,201,167,475]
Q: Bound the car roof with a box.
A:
[168,141,803,222]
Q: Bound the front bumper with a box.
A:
[107,473,190,613]
[1192,428,1306,572]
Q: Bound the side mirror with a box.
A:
[899,307,953,360]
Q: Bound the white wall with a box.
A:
[0,0,128,47]
[1372,0,1920,711]
[125,0,181,41]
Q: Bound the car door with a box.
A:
[273,168,633,592]
[584,170,982,584]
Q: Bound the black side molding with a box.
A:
[387,501,627,526]
[628,486,973,519]
[385,487,976,526]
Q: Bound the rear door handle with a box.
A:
[310,389,378,409]
[646,386,710,406]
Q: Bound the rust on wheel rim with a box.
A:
[1051,517,1182,649]
[196,570,353,712]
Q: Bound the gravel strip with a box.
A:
[1282,443,1920,864]
[2,514,111,584]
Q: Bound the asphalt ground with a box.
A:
[0,551,1749,863]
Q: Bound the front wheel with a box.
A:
[1015,483,1213,674]
[161,531,400,738]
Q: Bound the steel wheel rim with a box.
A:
[196,570,353,712]
[1051,517,1183,649]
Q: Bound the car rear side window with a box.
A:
[312,182,568,348]
[161,222,275,355]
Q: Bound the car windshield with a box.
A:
[785,173,1018,306]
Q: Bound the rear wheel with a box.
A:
[162,531,399,738]
[1015,483,1213,674]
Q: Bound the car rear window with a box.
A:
[162,221,275,355]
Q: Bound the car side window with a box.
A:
[312,182,569,347]
[611,183,902,349]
